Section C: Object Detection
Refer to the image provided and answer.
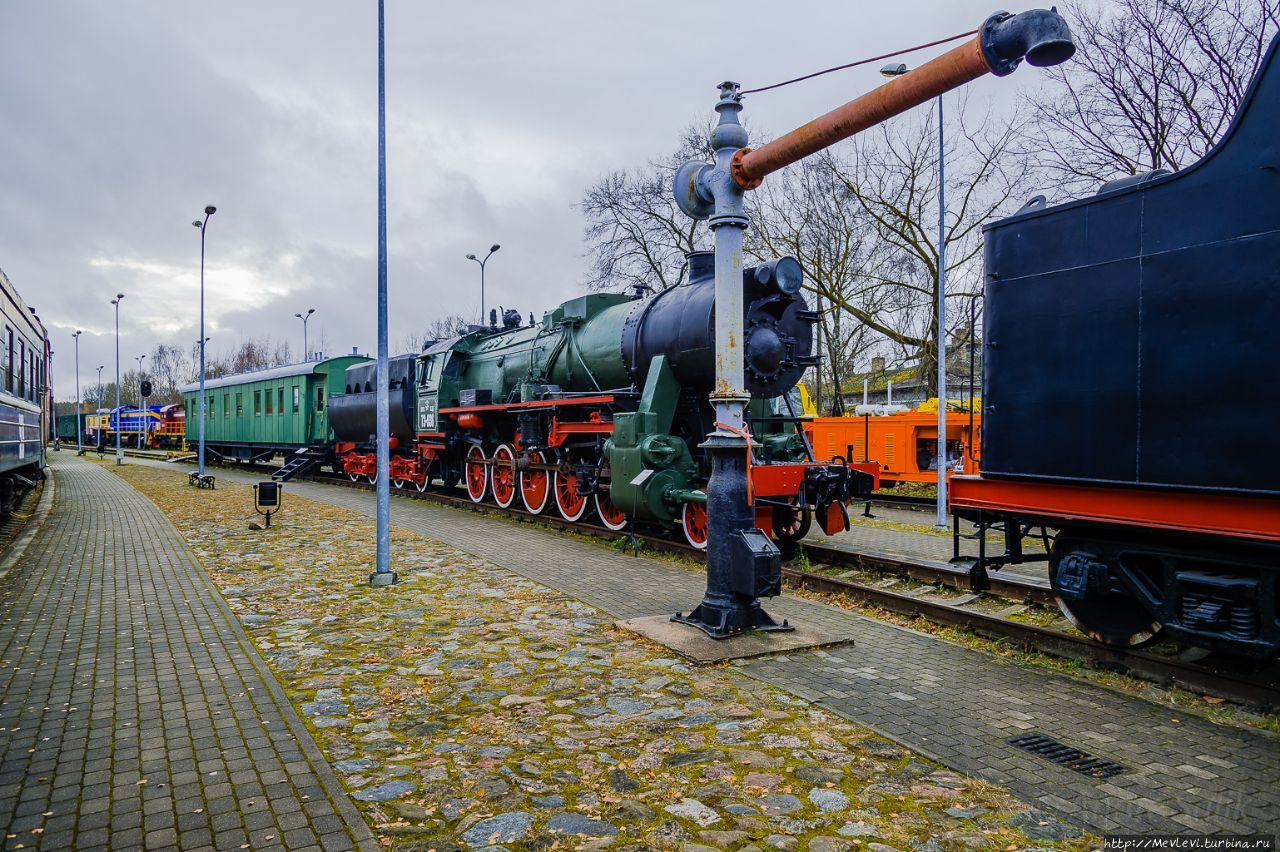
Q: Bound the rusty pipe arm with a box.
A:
[730,8,1074,190]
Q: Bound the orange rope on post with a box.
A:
[715,421,755,506]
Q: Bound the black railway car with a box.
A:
[952,33,1280,659]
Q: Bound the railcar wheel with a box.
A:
[465,445,488,503]
[348,473,359,482]
[773,501,811,543]
[682,499,708,550]
[553,468,589,521]
[520,451,550,515]
[1051,539,1165,649]
[367,471,378,485]
[415,474,430,492]
[491,444,517,508]
[393,477,405,490]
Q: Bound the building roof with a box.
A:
[178,357,366,394]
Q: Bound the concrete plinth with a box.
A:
[618,613,850,663]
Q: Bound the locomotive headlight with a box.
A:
[755,256,804,296]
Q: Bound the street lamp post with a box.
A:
[111,294,124,465]
[882,62,948,530]
[72,331,82,453]
[369,0,395,587]
[134,354,147,449]
[465,244,501,324]
[294,308,315,361]
[192,205,216,481]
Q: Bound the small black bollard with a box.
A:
[252,481,282,529]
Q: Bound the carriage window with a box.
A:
[254,390,262,415]
[235,393,243,416]
[17,341,24,398]
[278,388,284,415]
[292,385,300,412]
[3,326,10,392]
[266,388,273,414]
[316,386,325,411]
[224,393,230,418]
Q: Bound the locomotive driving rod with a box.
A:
[729,8,1074,190]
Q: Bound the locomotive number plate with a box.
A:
[419,398,438,432]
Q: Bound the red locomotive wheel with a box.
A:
[415,472,430,492]
[594,461,627,530]
[392,477,405,490]
[491,444,517,508]
[348,472,359,482]
[520,451,550,515]
[596,492,628,531]
[465,445,488,503]
[553,468,589,521]
[682,499,708,550]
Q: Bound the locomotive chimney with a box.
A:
[687,250,715,285]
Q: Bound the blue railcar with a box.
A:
[0,266,49,514]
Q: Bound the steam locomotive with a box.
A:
[329,251,878,552]
[951,32,1280,660]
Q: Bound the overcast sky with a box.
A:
[2,1,1043,401]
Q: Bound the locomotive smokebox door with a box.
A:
[729,529,782,598]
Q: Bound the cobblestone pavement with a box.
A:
[191,465,1280,839]
[0,456,376,852]
[114,461,1090,851]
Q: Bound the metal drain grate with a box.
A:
[1007,732,1127,779]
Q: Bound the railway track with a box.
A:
[308,471,1278,710]
[138,456,1280,709]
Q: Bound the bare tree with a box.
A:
[1026,0,1279,191]
[580,121,717,293]
[148,343,190,405]
[828,99,1027,397]
[747,158,880,414]
[400,314,471,354]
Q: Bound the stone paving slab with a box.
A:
[186,464,1280,839]
[110,460,1090,851]
[0,456,377,852]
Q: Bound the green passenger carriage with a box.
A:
[180,355,368,464]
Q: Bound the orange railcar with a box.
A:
[802,408,981,487]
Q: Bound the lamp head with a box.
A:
[880,62,909,77]
[466,253,477,260]
[295,313,302,318]
[192,221,202,229]
[205,205,217,215]
[116,293,124,300]
[307,308,315,316]
[490,244,501,253]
